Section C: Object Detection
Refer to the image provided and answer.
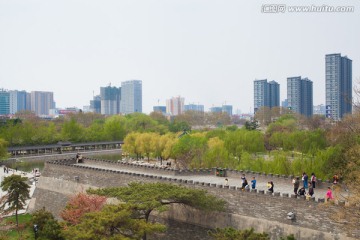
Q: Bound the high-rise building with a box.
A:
[30,91,55,116]
[222,105,233,116]
[153,106,166,114]
[313,104,326,115]
[0,89,10,115]
[325,53,352,120]
[166,96,184,116]
[9,90,29,114]
[90,95,101,113]
[287,77,313,117]
[120,80,142,114]
[209,106,222,113]
[184,104,204,112]
[253,79,280,113]
[100,86,121,115]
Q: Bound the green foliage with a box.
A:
[88,182,226,221]
[31,208,64,240]
[61,118,84,142]
[62,203,165,240]
[0,138,9,160]
[208,227,270,240]
[104,115,126,141]
[244,120,258,131]
[0,175,30,227]
[172,134,208,168]
[169,121,191,133]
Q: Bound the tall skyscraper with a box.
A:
[166,96,184,116]
[120,80,142,114]
[325,53,352,120]
[90,95,101,114]
[253,79,280,113]
[287,77,313,117]
[30,91,54,116]
[9,90,29,114]
[0,89,10,115]
[100,86,121,115]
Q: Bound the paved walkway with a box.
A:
[80,163,329,200]
[0,166,37,216]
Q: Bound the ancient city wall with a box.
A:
[31,159,357,240]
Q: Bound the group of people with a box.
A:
[239,175,273,193]
[292,172,316,198]
[225,172,335,202]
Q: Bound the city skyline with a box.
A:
[0,1,359,114]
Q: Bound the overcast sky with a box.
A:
[1,0,359,114]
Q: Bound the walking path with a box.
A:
[0,166,37,216]
[79,163,329,200]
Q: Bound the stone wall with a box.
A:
[32,159,357,240]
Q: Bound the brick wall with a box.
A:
[32,160,357,240]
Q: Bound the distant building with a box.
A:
[90,95,101,113]
[120,80,142,114]
[254,79,280,113]
[0,89,10,115]
[325,53,352,120]
[153,106,166,114]
[30,91,55,116]
[209,107,222,113]
[287,77,313,117]
[222,105,233,116]
[100,86,121,115]
[313,104,326,115]
[166,96,184,116]
[184,104,204,112]
[9,90,29,114]
[281,99,288,108]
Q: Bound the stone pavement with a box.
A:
[80,163,329,200]
[0,166,37,216]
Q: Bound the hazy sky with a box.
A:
[1,0,359,114]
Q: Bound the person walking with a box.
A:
[241,174,247,189]
[326,187,334,201]
[293,177,300,195]
[267,181,274,193]
[251,177,256,189]
[303,172,308,189]
[311,173,316,188]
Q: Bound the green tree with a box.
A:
[172,134,208,169]
[123,132,141,159]
[104,115,126,141]
[61,118,84,142]
[88,182,226,240]
[204,137,229,168]
[62,203,165,240]
[31,208,64,240]
[136,133,156,161]
[0,138,8,160]
[0,175,30,227]
[125,113,158,133]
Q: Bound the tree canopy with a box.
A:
[0,175,30,227]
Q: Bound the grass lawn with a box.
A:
[0,214,34,240]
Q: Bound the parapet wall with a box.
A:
[32,159,357,240]
[82,157,332,189]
